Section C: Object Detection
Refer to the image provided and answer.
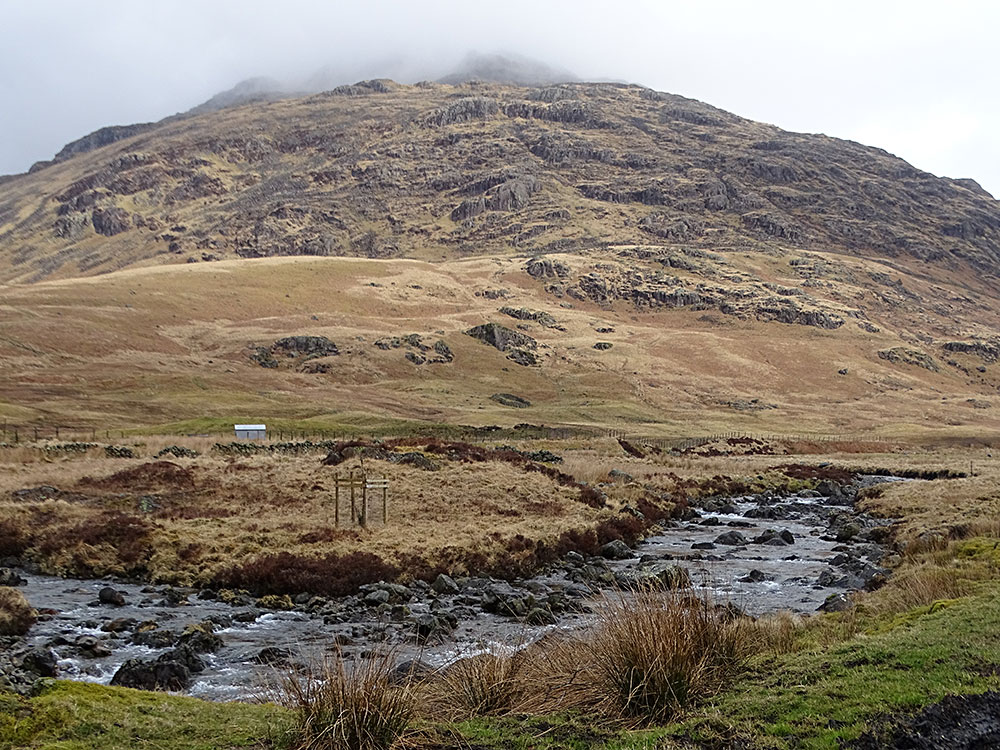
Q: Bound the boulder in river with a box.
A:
[98,587,126,606]
[739,569,769,583]
[130,628,176,648]
[599,539,634,560]
[252,647,295,666]
[625,562,692,590]
[0,568,25,586]
[431,573,460,595]
[19,648,57,677]
[74,635,111,659]
[715,530,748,546]
[111,658,190,691]
[176,621,223,653]
[818,592,852,613]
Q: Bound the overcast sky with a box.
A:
[1,0,997,198]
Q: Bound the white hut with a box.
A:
[234,424,267,440]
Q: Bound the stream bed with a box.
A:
[7,478,900,700]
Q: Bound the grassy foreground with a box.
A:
[5,442,1000,748]
[4,538,1000,749]
[0,681,287,749]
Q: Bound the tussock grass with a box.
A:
[585,590,758,723]
[276,651,414,750]
[427,650,527,719]
[419,589,764,726]
[862,563,977,618]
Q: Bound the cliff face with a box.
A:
[0,80,996,285]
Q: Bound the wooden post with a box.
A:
[361,477,368,527]
[334,473,340,527]
[382,479,388,524]
[55,426,60,439]
[350,471,356,524]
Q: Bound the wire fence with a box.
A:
[1,420,893,452]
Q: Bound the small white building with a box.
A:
[234,424,267,440]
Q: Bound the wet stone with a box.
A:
[98,587,126,607]
[715,530,748,546]
[431,573,460,595]
[599,539,634,559]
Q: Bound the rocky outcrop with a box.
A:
[252,336,339,369]
[465,323,539,366]
[490,393,532,408]
[878,347,939,372]
[373,334,453,365]
[451,176,539,221]
[943,339,1000,362]
[91,207,133,236]
[499,306,560,328]
[111,657,191,691]
[525,257,570,279]
[52,123,158,163]
[272,336,339,358]
[424,97,499,126]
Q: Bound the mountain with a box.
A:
[436,51,578,85]
[186,76,290,115]
[1,78,999,435]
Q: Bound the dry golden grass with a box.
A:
[2,249,999,440]
[414,588,769,726]
[0,446,625,587]
[274,650,414,750]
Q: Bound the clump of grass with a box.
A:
[753,610,806,654]
[479,589,763,724]
[429,649,526,718]
[0,586,37,635]
[587,589,757,723]
[276,651,413,750]
[862,562,977,617]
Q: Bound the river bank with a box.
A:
[2,474,895,699]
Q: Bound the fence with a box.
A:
[0,422,590,445]
[608,430,893,452]
[0,420,896,451]
[330,472,390,527]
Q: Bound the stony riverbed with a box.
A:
[1,476,901,699]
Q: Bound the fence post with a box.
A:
[334,473,340,527]
[382,479,388,524]
[361,477,368,528]
[350,471,356,524]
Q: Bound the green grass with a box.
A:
[0,681,288,750]
[429,580,1000,749]
[654,582,1000,748]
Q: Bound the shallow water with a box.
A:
[18,484,893,700]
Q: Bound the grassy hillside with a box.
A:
[1,251,999,435]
